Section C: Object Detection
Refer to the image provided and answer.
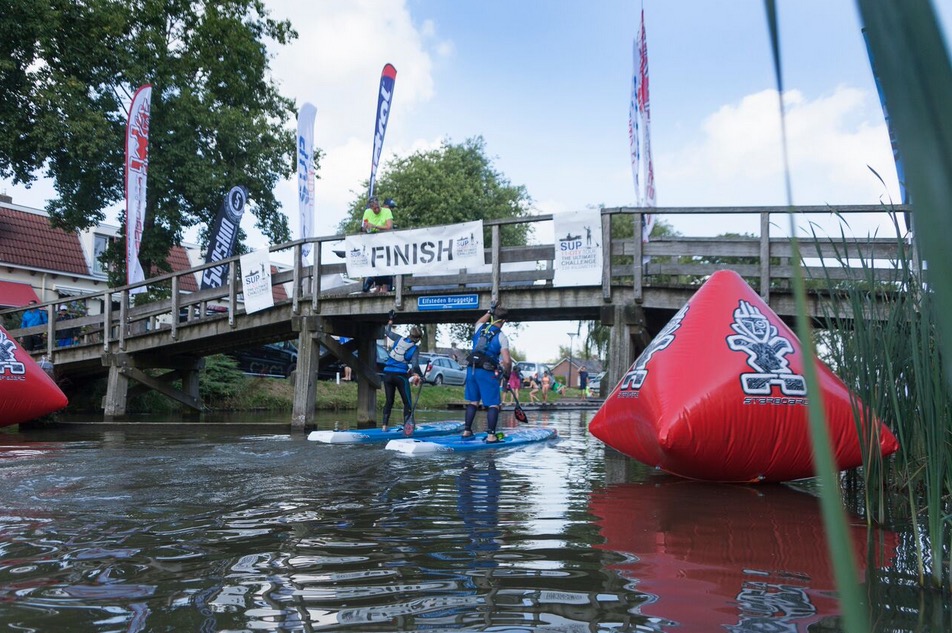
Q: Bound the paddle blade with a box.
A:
[513,406,528,423]
[403,420,415,436]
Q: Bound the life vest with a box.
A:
[384,336,417,373]
[467,323,501,371]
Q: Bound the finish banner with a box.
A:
[297,103,317,260]
[239,249,274,314]
[125,84,152,295]
[553,209,603,287]
[368,63,396,199]
[201,185,247,290]
[342,221,483,278]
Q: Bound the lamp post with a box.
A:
[567,332,577,392]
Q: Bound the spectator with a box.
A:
[55,305,79,347]
[19,300,47,351]
[361,196,395,293]
[502,365,522,405]
[540,372,551,404]
[579,367,589,394]
[528,375,540,404]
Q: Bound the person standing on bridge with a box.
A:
[462,304,513,443]
[381,312,424,432]
[361,196,395,293]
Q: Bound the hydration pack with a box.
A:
[467,325,499,371]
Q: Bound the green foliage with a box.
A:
[337,136,533,248]
[200,354,247,404]
[0,0,301,286]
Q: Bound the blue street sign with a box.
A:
[417,294,480,311]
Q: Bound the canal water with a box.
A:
[0,408,936,632]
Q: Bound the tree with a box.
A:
[337,136,532,248]
[0,0,300,286]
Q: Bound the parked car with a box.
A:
[515,361,552,387]
[230,341,298,378]
[422,354,467,386]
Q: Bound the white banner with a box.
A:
[125,84,152,295]
[240,249,274,314]
[553,210,602,287]
[297,103,316,261]
[342,221,484,278]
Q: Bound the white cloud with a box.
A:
[657,85,900,237]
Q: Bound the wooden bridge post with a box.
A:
[291,315,320,430]
[102,353,130,417]
[602,303,650,393]
[355,331,380,426]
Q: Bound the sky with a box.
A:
[3,1,951,365]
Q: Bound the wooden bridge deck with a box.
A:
[1,205,909,426]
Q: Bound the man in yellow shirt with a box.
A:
[361,197,396,292]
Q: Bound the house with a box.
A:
[550,357,603,389]
[0,194,204,318]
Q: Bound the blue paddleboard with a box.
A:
[385,427,558,455]
[307,421,465,444]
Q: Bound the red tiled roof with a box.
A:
[164,245,199,293]
[271,265,288,302]
[0,205,89,275]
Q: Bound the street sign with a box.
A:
[417,294,480,311]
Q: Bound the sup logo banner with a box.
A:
[239,249,274,314]
[125,84,152,295]
[342,221,483,278]
[553,209,602,287]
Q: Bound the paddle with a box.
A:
[503,372,529,423]
[404,376,425,436]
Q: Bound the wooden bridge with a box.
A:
[2,205,908,428]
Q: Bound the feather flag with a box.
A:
[201,186,248,290]
[125,84,152,295]
[630,11,656,242]
[297,103,317,260]
[369,64,397,199]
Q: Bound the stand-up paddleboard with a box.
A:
[385,427,557,456]
[308,421,464,444]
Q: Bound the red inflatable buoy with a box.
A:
[589,270,899,482]
[0,325,68,426]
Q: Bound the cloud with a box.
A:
[660,86,899,211]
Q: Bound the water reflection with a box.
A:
[0,411,927,632]
[590,477,899,632]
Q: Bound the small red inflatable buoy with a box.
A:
[589,270,899,483]
[0,325,68,426]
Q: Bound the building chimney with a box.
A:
[0,193,11,204]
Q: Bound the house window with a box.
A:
[93,234,109,276]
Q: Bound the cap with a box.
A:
[409,327,422,342]
[383,198,397,208]
[58,304,68,311]
[367,196,378,205]
[494,307,509,321]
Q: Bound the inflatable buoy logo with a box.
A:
[619,304,687,394]
[0,330,27,378]
[727,300,806,397]
[589,269,899,482]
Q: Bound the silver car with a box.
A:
[423,354,467,386]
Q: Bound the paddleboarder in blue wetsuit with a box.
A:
[463,304,513,443]
[381,315,424,432]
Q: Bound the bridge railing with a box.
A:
[1,204,908,356]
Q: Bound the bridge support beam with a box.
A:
[291,316,321,430]
[602,303,650,393]
[102,353,204,417]
[103,354,131,417]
